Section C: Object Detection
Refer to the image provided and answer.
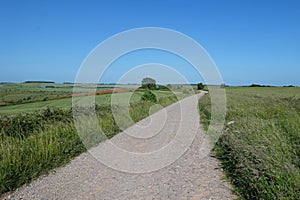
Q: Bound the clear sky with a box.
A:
[0,0,299,86]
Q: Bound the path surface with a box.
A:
[4,93,236,200]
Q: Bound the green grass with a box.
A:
[227,86,300,98]
[199,87,300,199]
[0,89,186,195]
[0,89,71,106]
[0,83,141,107]
[0,90,177,114]
[1,122,85,193]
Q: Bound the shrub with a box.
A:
[157,85,170,90]
[0,107,72,138]
[141,90,157,103]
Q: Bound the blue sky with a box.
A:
[0,0,299,86]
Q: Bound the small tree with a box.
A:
[197,83,204,90]
[141,77,156,90]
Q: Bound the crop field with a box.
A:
[199,87,300,199]
[0,91,181,114]
[0,83,135,107]
[0,83,193,195]
[0,82,192,115]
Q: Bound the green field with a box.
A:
[0,82,142,107]
[0,90,180,114]
[0,83,191,114]
[225,86,300,98]
[199,87,300,199]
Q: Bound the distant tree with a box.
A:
[197,83,204,90]
[141,77,156,90]
[249,84,271,87]
[250,84,262,87]
[24,81,55,84]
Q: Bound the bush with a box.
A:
[0,107,72,138]
[141,90,157,103]
[157,85,170,90]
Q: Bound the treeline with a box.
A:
[24,81,55,83]
[249,84,272,87]
[249,84,297,87]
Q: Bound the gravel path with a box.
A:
[4,93,236,200]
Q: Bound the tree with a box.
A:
[141,77,156,90]
[197,83,204,90]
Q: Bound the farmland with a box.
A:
[199,87,300,199]
[0,82,135,107]
[0,82,194,195]
[0,83,191,114]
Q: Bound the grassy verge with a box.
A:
[0,91,182,195]
[199,87,300,199]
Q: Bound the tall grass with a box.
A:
[199,88,300,199]
[0,122,85,193]
[0,92,180,195]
